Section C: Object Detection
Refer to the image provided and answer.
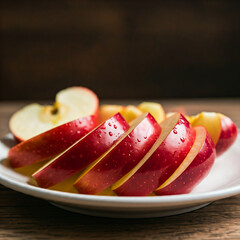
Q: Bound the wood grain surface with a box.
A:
[0,99,240,240]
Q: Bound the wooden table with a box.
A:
[1,99,240,240]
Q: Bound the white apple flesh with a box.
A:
[9,86,99,141]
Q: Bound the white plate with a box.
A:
[0,133,240,218]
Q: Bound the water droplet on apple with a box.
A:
[137,138,141,142]
[113,124,117,129]
[109,132,113,136]
[173,129,177,134]
[108,122,112,127]
[180,137,185,142]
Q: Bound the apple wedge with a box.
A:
[121,105,143,123]
[189,112,237,156]
[112,113,195,196]
[138,102,165,123]
[9,86,99,141]
[32,113,129,188]
[155,126,216,195]
[74,113,161,195]
[189,112,221,145]
[99,105,142,124]
[215,113,238,156]
[8,115,97,168]
[99,105,125,124]
[99,102,165,124]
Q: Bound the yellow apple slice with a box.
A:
[121,105,142,123]
[138,102,165,123]
[99,102,166,124]
[99,105,125,123]
[99,105,142,124]
[9,87,99,141]
[188,112,221,145]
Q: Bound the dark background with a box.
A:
[1,1,240,101]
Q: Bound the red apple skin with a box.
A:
[74,113,161,195]
[8,115,97,168]
[155,127,216,195]
[114,114,196,196]
[216,114,238,156]
[33,113,129,188]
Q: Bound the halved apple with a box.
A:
[9,86,99,141]
[32,113,129,188]
[112,113,195,196]
[8,115,97,168]
[155,126,216,195]
[74,113,161,195]
[189,112,237,156]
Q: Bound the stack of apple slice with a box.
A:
[7,86,238,196]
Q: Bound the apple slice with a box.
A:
[32,113,129,188]
[99,105,142,124]
[112,113,195,196]
[99,102,166,124]
[189,112,237,156]
[138,102,166,123]
[155,126,216,195]
[99,105,125,124]
[9,86,99,141]
[74,113,161,195]
[121,105,143,123]
[8,115,97,168]
[189,112,221,145]
[215,113,238,156]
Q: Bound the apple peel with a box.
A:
[8,115,97,168]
